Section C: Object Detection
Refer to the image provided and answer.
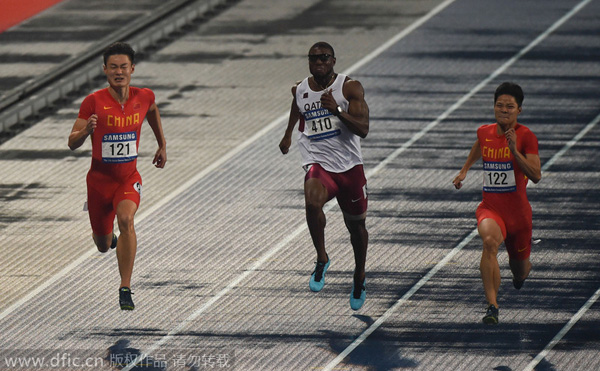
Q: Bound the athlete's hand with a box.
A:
[279,135,291,155]
[320,89,337,114]
[153,147,167,168]
[86,114,98,134]
[453,172,466,189]
[505,128,517,153]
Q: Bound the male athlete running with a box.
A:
[279,42,370,310]
[68,42,167,310]
[453,82,541,324]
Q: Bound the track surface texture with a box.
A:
[1,0,599,370]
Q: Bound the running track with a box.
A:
[0,0,599,370]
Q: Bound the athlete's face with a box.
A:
[308,46,336,79]
[103,54,135,88]
[494,94,521,131]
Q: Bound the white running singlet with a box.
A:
[295,74,363,173]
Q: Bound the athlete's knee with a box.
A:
[305,190,327,214]
[344,216,367,233]
[510,258,531,280]
[96,243,110,253]
[93,234,111,253]
[481,235,501,255]
[116,200,137,233]
[304,179,327,208]
[512,268,530,281]
[305,197,324,214]
[117,213,135,233]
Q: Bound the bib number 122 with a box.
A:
[487,172,508,185]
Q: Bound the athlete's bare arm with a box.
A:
[320,79,369,138]
[453,139,482,189]
[68,114,97,150]
[279,85,301,155]
[146,103,167,168]
[505,128,541,184]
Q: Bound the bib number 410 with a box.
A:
[312,117,332,133]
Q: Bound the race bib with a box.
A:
[303,108,341,141]
[102,132,137,163]
[483,161,516,193]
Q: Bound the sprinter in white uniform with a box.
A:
[279,41,370,310]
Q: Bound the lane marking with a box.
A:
[540,111,600,174]
[122,222,310,371]
[343,0,457,76]
[121,1,461,369]
[523,286,600,371]
[325,109,600,371]
[1,1,593,371]
[322,0,596,369]
[130,0,597,365]
[127,0,596,368]
[368,0,592,178]
[0,0,458,355]
[522,111,600,371]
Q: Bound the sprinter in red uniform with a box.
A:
[453,82,541,324]
[68,42,167,310]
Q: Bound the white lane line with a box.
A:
[521,111,600,371]
[344,0,457,76]
[322,0,595,369]
[370,0,593,177]
[323,230,479,371]
[121,1,461,369]
[122,222,309,371]
[0,0,457,326]
[523,286,600,371]
[541,112,600,173]
[0,118,290,324]
[0,246,95,322]
[326,106,600,371]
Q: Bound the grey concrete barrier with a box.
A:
[0,0,229,136]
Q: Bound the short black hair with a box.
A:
[103,42,135,65]
[309,41,335,57]
[494,82,524,107]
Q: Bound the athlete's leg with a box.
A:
[478,218,504,308]
[345,214,368,310]
[509,258,531,281]
[343,214,368,287]
[93,233,113,253]
[87,175,116,253]
[115,199,138,289]
[507,238,532,289]
[505,222,533,287]
[304,178,329,263]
